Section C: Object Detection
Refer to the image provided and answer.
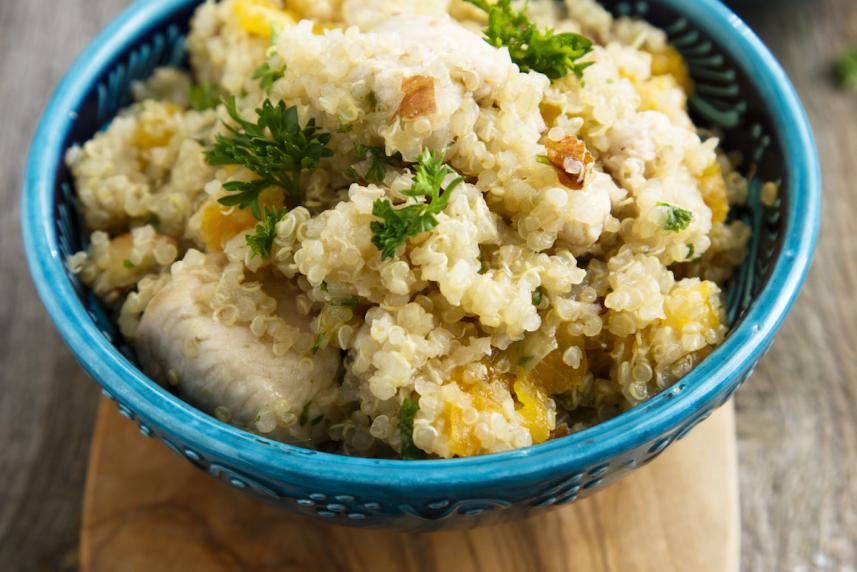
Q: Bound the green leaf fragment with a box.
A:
[657,202,694,232]
[312,331,326,354]
[370,148,463,260]
[253,60,286,94]
[246,207,286,258]
[465,0,593,80]
[837,48,857,92]
[399,397,425,460]
[188,82,222,111]
[532,285,545,307]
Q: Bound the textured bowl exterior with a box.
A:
[21,0,820,531]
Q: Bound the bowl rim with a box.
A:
[21,0,820,489]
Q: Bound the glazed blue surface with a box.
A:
[21,0,820,530]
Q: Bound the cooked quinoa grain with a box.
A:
[68,0,754,459]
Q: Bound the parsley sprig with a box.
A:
[207,97,333,216]
[465,0,593,80]
[657,202,694,232]
[370,149,463,260]
[246,207,286,258]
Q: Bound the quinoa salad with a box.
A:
[67,0,758,459]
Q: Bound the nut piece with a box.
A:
[397,75,437,120]
[545,136,594,190]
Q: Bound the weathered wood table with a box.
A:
[0,0,854,570]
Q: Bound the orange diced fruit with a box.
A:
[649,45,693,95]
[133,103,181,149]
[513,378,552,445]
[529,345,589,396]
[662,281,722,333]
[199,187,284,251]
[233,0,296,39]
[699,162,729,224]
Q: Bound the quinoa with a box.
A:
[68,0,754,459]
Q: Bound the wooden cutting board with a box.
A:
[80,398,739,572]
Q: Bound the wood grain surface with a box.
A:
[0,0,855,571]
[80,399,738,572]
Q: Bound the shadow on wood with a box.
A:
[81,398,738,572]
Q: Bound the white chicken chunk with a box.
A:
[135,258,342,445]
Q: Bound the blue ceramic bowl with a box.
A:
[22,0,819,531]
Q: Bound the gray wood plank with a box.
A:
[0,0,853,570]
[0,1,130,570]
[738,3,857,569]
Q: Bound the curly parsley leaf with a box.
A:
[399,397,426,460]
[253,60,286,94]
[347,144,404,184]
[188,82,222,111]
[246,207,286,258]
[370,148,463,260]
[218,179,270,219]
[657,202,694,232]
[207,97,333,214]
[465,0,593,80]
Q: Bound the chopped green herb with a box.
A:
[399,397,425,460]
[217,180,270,220]
[532,285,545,307]
[188,82,222,111]
[246,207,286,258]
[837,48,857,91]
[337,118,354,133]
[335,296,359,309]
[478,248,489,275]
[252,60,286,94]
[366,91,378,110]
[312,331,326,354]
[657,202,694,232]
[207,97,333,215]
[686,243,695,260]
[371,148,463,259]
[536,154,552,166]
[122,259,136,269]
[320,281,329,292]
[465,0,593,80]
[299,402,311,426]
[350,144,396,184]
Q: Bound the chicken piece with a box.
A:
[135,259,342,445]
[558,170,618,252]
